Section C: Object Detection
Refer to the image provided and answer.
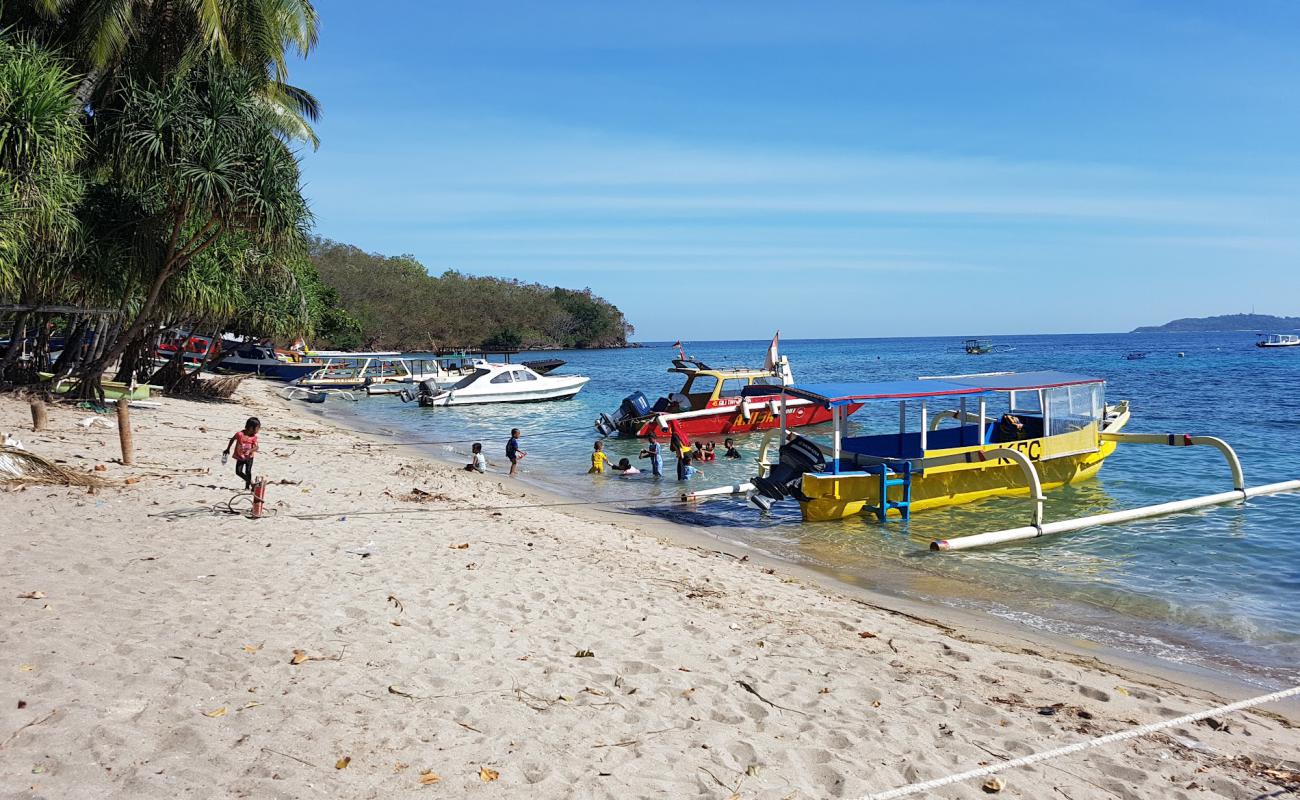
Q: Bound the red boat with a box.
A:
[596,354,861,441]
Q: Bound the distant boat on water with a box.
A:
[1256,333,1300,348]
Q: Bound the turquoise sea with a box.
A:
[318,333,1300,688]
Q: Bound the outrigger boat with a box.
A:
[964,338,995,355]
[595,337,861,440]
[684,369,1300,552]
[292,354,446,390]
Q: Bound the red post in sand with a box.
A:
[251,476,266,519]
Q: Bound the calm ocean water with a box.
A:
[317,333,1300,687]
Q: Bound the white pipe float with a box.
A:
[682,482,754,501]
[932,479,1300,551]
[932,431,1292,552]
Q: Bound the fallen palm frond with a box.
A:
[164,372,247,400]
[0,447,115,487]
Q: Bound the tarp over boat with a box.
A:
[742,371,1103,408]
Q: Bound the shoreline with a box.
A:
[3,379,1299,798]
[299,396,1292,706]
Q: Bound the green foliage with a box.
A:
[308,237,633,350]
[0,34,86,294]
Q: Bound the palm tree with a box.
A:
[2,0,322,145]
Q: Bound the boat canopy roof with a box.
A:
[742,370,1103,408]
[744,379,984,407]
[922,370,1101,391]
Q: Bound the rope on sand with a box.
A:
[861,684,1300,800]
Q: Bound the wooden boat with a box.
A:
[744,371,1129,522]
[41,373,154,401]
[1256,334,1300,348]
[595,354,860,440]
[964,338,994,354]
[1124,351,1147,360]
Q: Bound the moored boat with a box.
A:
[415,361,588,406]
[217,344,328,381]
[1256,333,1300,348]
[292,354,446,389]
[595,337,859,440]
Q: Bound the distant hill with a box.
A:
[1132,314,1300,333]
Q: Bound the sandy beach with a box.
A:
[2,379,1299,799]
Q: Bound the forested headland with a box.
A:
[309,238,632,351]
[0,1,630,400]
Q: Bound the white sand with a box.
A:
[2,380,1298,799]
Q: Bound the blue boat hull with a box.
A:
[218,360,323,381]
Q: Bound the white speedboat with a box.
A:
[1257,333,1300,348]
[416,361,588,406]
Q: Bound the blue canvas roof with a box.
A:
[937,371,1102,391]
[743,380,986,407]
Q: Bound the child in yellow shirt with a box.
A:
[589,440,609,473]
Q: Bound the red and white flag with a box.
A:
[763,331,780,371]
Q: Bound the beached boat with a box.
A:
[595,346,858,440]
[414,361,588,406]
[1256,333,1300,348]
[217,344,328,381]
[40,373,154,400]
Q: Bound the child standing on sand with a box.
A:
[223,417,260,490]
[506,428,525,476]
[589,440,608,474]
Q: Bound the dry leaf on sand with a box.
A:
[19,664,35,672]
[290,649,308,665]
[982,776,1005,793]
[335,756,351,770]
[857,631,877,639]
[419,770,441,785]
[479,766,499,782]
[243,643,263,654]
[450,542,469,549]
[573,649,595,658]
[17,591,45,599]
[388,686,416,699]
[203,706,227,718]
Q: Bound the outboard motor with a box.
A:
[749,434,826,512]
[595,391,651,437]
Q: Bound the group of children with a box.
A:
[223,416,741,489]
[590,433,740,480]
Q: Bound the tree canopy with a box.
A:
[309,238,633,350]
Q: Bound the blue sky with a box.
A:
[294,1,1300,340]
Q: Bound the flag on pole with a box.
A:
[763,331,780,372]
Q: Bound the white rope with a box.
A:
[862,684,1300,800]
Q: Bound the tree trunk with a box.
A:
[1,310,30,371]
[50,317,90,378]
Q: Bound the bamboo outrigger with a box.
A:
[687,370,1300,551]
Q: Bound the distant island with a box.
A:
[1132,313,1300,333]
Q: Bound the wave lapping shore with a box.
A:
[2,381,1298,799]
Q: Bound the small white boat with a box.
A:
[294,354,448,389]
[416,361,588,406]
[1256,333,1300,348]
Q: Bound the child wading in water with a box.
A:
[589,440,609,474]
[223,417,260,489]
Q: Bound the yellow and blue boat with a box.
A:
[747,371,1130,522]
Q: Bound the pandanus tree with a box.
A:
[0,35,87,372]
[73,60,311,395]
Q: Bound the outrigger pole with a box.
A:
[932,432,1300,552]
